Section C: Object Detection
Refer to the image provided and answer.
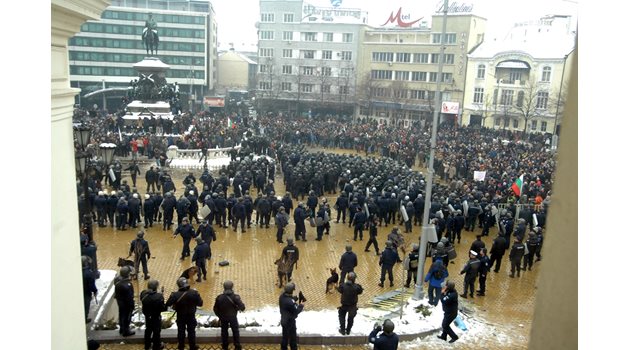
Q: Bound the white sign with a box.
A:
[441,101,459,114]
[473,171,486,181]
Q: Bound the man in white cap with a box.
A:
[459,250,481,298]
[94,191,108,227]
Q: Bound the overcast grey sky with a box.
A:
[211,0,578,49]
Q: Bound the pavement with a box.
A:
[86,149,540,349]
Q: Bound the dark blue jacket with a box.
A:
[335,196,348,210]
[354,211,367,227]
[232,202,246,218]
[441,289,458,316]
[424,259,448,288]
[174,223,195,240]
[279,293,304,326]
[293,207,308,227]
[368,329,399,350]
[379,247,400,268]
[339,251,358,272]
[192,242,210,263]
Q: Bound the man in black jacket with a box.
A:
[368,319,399,350]
[140,280,166,350]
[166,277,203,350]
[82,256,97,323]
[143,194,155,228]
[460,250,481,299]
[276,207,289,243]
[192,237,210,282]
[378,241,401,287]
[173,217,195,260]
[128,231,151,280]
[489,233,508,273]
[213,280,246,350]
[114,266,135,336]
[337,272,363,335]
[437,280,459,343]
[353,207,367,241]
[278,283,305,350]
[145,166,158,193]
[335,192,349,223]
[338,245,358,284]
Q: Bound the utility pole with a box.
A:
[413,0,448,300]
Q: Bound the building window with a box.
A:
[411,71,426,81]
[281,82,292,91]
[517,91,524,107]
[303,32,317,41]
[321,84,331,93]
[427,91,435,100]
[494,117,501,126]
[536,91,549,109]
[396,53,411,63]
[473,87,484,103]
[302,50,315,59]
[342,33,353,42]
[395,71,409,81]
[320,67,332,76]
[413,53,428,63]
[259,81,272,90]
[323,32,333,42]
[410,90,426,99]
[283,13,294,23]
[261,13,275,22]
[541,66,551,82]
[322,50,332,60]
[430,54,440,64]
[259,64,271,73]
[340,68,353,76]
[504,118,510,128]
[339,85,349,94]
[341,51,352,60]
[500,89,514,105]
[300,83,313,92]
[445,54,455,64]
[302,66,314,75]
[282,49,293,58]
[477,64,486,79]
[393,89,408,99]
[282,65,292,74]
[509,70,522,83]
[260,31,274,40]
[531,120,537,131]
[372,87,389,97]
[541,121,548,132]
[283,31,293,41]
[429,72,438,82]
[259,48,273,57]
[371,70,393,80]
[372,52,394,62]
[432,33,457,44]
[513,119,519,128]
[441,73,453,83]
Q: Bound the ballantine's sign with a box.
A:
[435,1,474,13]
[381,7,423,27]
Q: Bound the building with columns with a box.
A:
[461,15,575,134]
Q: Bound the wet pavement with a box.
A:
[90,148,540,349]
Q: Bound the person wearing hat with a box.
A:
[94,191,108,227]
[125,161,142,188]
[368,318,399,349]
[523,232,539,271]
[335,191,349,224]
[404,244,420,288]
[281,239,300,281]
[196,219,216,250]
[145,166,158,193]
[213,281,246,350]
[140,280,166,350]
[192,237,210,282]
[489,233,508,273]
[128,192,142,228]
[509,237,526,278]
[465,199,481,232]
[337,272,363,335]
[114,266,135,336]
[128,230,151,280]
[459,250,481,298]
[476,248,490,296]
[438,280,459,343]
[275,206,290,243]
[187,190,200,224]
[470,234,486,255]
[173,217,195,260]
[278,282,305,350]
[143,193,155,228]
[106,190,118,227]
[293,202,309,241]
[364,216,380,255]
[378,241,401,287]
[232,197,247,233]
[161,192,177,231]
[166,277,204,350]
[338,245,358,284]
[176,195,191,226]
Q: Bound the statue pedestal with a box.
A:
[124,57,176,122]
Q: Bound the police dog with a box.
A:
[274,258,290,288]
[325,268,339,294]
[180,266,199,284]
[117,257,136,277]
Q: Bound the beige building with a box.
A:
[356,13,486,127]
[462,15,575,134]
[216,49,258,94]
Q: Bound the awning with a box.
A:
[496,61,530,69]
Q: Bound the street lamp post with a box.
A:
[413,0,448,300]
[74,125,116,275]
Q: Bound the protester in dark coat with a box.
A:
[173,217,195,260]
[338,245,358,284]
[114,266,135,336]
[337,272,363,335]
[378,241,401,287]
[140,280,166,350]
[166,278,203,350]
[368,319,399,350]
[279,283,304,350]
[192,237,210,282]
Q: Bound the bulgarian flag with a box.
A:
[227,116,232,129]
[511,174,524,197]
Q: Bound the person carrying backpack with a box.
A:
[425,259,448,306]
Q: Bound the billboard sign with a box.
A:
[204,96,225,108]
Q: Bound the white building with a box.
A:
[462,15,575,134]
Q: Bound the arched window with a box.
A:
[541,66,551,82]
[477,64,485,79]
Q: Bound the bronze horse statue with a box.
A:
[142,28,159,56]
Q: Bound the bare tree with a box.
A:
[513,79,549,133]
[472,92,495,127]
[356,72,380,118]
